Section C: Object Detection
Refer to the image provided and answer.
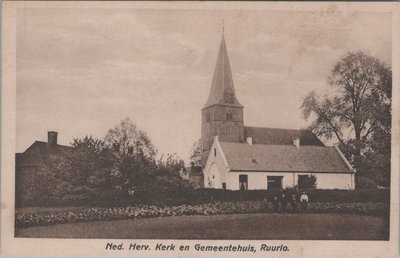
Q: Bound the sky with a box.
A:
[16,7,392,162]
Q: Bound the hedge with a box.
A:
[17,187,390,208]
[15,201,389,228]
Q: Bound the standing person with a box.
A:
[300,191,309,211]
[272,196,279,213]
[291,192,298,213]
[262,196,269,212]
[280,190,287,213]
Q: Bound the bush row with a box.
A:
[18,187,390,208]
[15,201,389,228]
[93,188,391,207]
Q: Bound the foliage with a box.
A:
[104,117,156,160]
[19,187,390,208]
[189,139,202,166]
[356,176,378,189]
[15,201,389,228]
[301,51,391,186]
[16,118,190,208]
[153,153,187,189]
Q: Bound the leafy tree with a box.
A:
[70,136,114,191]
[104,118,157,191]
[104,117,156,161]
[189,139,202,166]
[302,52,391,182]
[154,153,187,189]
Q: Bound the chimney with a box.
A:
[293,138,300,148]
[246,136,253,145]
[48,131,58,145]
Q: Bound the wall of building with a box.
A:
[203,140,230,189]
[201,105,244,165]
[224,171,354,190]
[203,137,355,190]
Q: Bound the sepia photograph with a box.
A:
[1,1,399,257]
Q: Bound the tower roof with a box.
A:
[203,35,243,109]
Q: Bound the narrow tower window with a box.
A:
[226,112,233,121]
[224,93,234,103]
[214,148,217,157]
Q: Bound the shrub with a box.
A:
[15,201,389,228]
[18,187,390,208]
[356,176,378,189]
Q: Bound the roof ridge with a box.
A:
[245,125,311,131]
[220,141,332,148]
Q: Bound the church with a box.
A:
[201,34,355,190]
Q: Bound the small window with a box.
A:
[251,159,257,164]
[298,175,316,189]
[226,112,233,121]
[224,93,234,103]
[206,112,210,122]
[222,183,226,189]
[239,175,248,190]
[214,148,216,157]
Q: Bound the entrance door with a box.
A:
[267,176,283,189]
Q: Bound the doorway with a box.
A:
[267,176,283,189]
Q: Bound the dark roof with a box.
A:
[16,141,74,167]
[24,141,74,155]
[203,35,243,109]
[244,126,324,146]
[219,142,353,173]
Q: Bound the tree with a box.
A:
[104,118,157,190]
[302,52,391,183]
[154,153,187,189]
[70,136,114,191]
[105,117,156,161]
[189,139,202,166]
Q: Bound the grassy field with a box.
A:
[15,213,389,240]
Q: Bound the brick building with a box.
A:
[15,131,73,206]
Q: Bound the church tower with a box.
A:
[201,34,245,165]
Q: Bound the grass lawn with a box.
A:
[15,213,389,240]
[16,206,92,214]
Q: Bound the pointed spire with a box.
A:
[203,33,243,109]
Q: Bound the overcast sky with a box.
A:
[16,7,392,162]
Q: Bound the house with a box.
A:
[201,33,355,190]
[15,131,74,206]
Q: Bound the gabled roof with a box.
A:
[219,142,353,173]
[203,35,243,109]
[244,126,324,146]
[24,141,74,155]
[16,141,74,168]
